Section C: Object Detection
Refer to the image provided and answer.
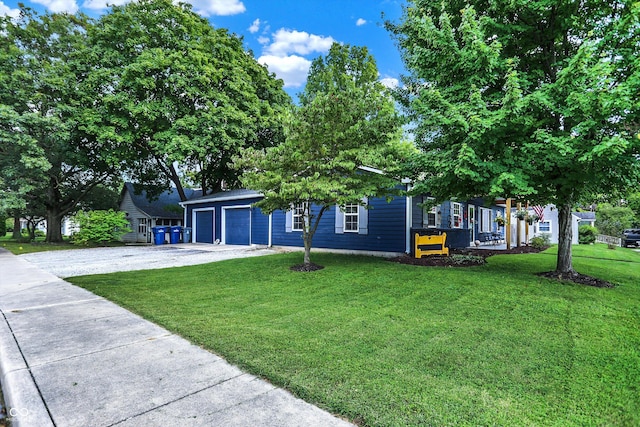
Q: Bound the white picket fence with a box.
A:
[596,234,621,246]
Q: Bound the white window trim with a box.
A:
[343,203,359,233]
[480,207,492,233]
[538,220,552,233]
[424,198,439,228]
[292,203,306,232]
[452,202,462,229]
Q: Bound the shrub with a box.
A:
[596,203,634,236]
[72,210,131,245]
[0,216,6,236]
[578,225,598,244]
[530,233,551,249]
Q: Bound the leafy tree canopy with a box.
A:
[236,43,412,266]
[1,8,123,242]
[85,0,291,200]
[388,0,640,273]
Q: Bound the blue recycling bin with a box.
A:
[170,226,182,244]
[182,227,192,243]
[152,226,166,245]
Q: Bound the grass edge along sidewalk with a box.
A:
[69,245,640,427]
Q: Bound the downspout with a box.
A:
[268,213,272,247]
[405,183,412,254]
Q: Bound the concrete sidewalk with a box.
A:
[0,249,353,426]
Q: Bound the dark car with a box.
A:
[622,229,640,247]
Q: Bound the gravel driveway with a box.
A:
[20,244,277,278]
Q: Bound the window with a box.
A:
[424,198,439,228]
[480,207,492,232]
[452,202,462,228]
[335,199,368,235]
[343,204,359,232]
[539,221,551,233]
[292,203,306,231]
[137,218,147,234]
[155,219,181,226]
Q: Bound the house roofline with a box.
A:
[179,192,263,206]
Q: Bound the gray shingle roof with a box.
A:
[573,211,596,221]
[124,182,202,219]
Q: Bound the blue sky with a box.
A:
[1,0,407,98]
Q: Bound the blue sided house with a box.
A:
[180,188,507,255]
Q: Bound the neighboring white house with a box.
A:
[511,204,589,245]
[17,217,78,237]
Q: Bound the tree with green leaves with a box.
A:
[627,192,640,226]
[596,203,635,237]
[85,0,290,200]
[0,8,124,243]
[389,1,640,276]
[235,43,410,268]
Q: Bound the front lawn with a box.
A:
[69,245,640,426]
[0,234,76,254]
[0,234,125,254]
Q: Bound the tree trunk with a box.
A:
[168,163,187,201]
[45,210,63,243]
[12,215,21,240]
[556,203,574,274]
[303,235,312,265]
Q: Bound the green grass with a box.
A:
[0,234,76,254]
[0,233,124,254]
[69,245,640,426]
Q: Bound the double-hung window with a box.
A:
[538,221,551,233]
[292,203,306,231]
[452,202,462,228]
[343,204,359,232]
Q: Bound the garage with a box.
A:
[194,209,215,243]
[181,189,269,247]
[224,207,251,245]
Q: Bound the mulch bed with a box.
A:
[389,245,544,268]
[536,271,615,288]
[389,245,615,288]
[290,262,325,272]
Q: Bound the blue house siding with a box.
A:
[184,196,268,245]
[410,197,506,248]
[251,206,269,245]
[183,190,506,252]
[270,196,407,253]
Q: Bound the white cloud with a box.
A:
[248,18,260,33]
[189,0,245,16]
[0,1,20,18]
[265,28,335,57]
[258,54,311,88]
[82,0,245,16]
[32,0,78,13]
[258,28,335,88]
[356,18,366,26]
[82,0,127,10]
[380,77,399,89]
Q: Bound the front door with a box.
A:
[468,205,476,242]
